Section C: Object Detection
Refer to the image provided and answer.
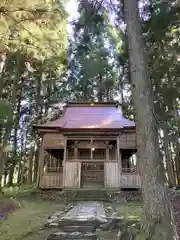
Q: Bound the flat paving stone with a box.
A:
[47,232,98,240]
[61,201,106,223]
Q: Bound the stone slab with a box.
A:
[46,231,98,240]
[61,201,106,223]
[61,225,96,233]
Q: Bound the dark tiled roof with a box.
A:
[35,103,135,130]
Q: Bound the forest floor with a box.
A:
[0,186,143,240]
[1,187,180,240]
[0,186,65,240]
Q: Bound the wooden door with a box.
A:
[63,161,81,188]
[104,162,120,188]
[81,162,104,188]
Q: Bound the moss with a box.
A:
[3,185,35,198]
[115,201,142,221]
[0,198,64,240]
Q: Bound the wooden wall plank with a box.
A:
[40,173,63,188]
[120,174,141,188]
[104,162,120,188]
[44,133,64,149]
[119,132,137,149]
[63,161,81,188]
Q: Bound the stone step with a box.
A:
[72,198,109,201]
[46,231,98,240]
[59,225,96,233]
[73,190,109,201]
[59,218,106,228]
[59,220,97,227]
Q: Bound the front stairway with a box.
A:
[71,189,110,202]
[46,201,108,240]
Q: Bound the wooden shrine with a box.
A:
[33,102,141,189]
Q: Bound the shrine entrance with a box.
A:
[81,162,104,188]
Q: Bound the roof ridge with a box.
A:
[66,101,120,107]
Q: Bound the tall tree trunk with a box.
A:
[8,60,23,186]
[98,73,103,101]
[172,99,180,184]
[0,53,9,98]
[0,53,23,189]
[33,143,40,183]
[124,1,173,239]
[163,123,175,187]
[28,145,35,185]
[8,99,21,185]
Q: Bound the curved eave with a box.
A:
[33,125,136,133]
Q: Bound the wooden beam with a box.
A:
[64,132,120,136]
[66,159,117,162]
[66,136,117,140]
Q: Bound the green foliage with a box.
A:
[0,100,12,122]
[68,0,120,101]
[0,0,68,61]
[0,0,68,186]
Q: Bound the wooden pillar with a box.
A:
[36,137,44,188]
[63,136,67,162]
[62,136,67,188]
[74,141,78,160]
[117,136,120,161]
[90,137,93,160]
[117,136,122,187]
[105,141,109,161]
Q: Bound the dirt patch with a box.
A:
[0,198,20,221]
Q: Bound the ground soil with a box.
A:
[1,188,180,240]
[0,198,20,221]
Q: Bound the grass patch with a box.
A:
[0,198,64,240]
[105,201,142,221]
[115,201,142,221]
[2,185,35,198]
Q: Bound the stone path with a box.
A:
[61,201,106,222]
[46,201,122,240]
[46,201,120,240]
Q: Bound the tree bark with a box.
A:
[8,98,21,186]
[163,123,175,187]
[124,1,173,239]
[28,145,35,185]
[33,143,40,183]
[172,99,180,184]
[0,53,22,188]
